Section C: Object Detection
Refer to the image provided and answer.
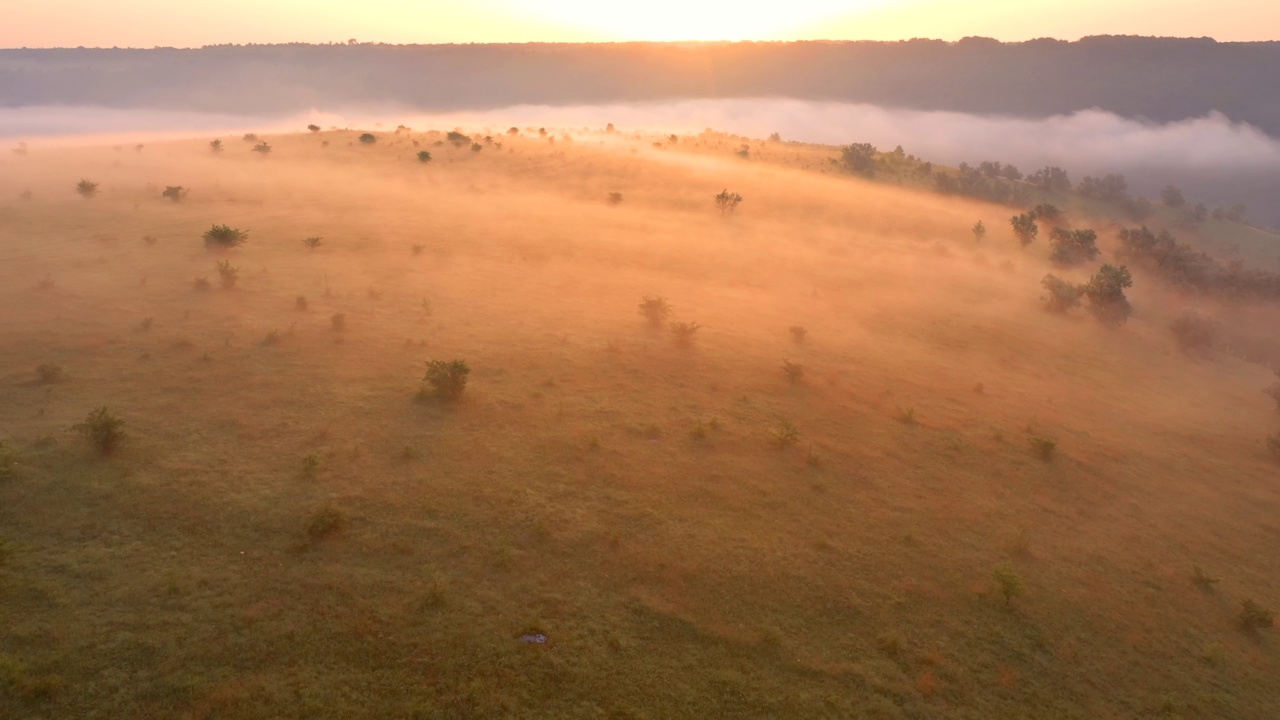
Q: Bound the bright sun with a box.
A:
[520,0,889,42]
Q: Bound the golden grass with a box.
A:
[0,127,1278,718]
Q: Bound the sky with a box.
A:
[4,0,1278,47]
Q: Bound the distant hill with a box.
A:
[3,37,1280,136]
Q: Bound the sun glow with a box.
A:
[522,0,894,42]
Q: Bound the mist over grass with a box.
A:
[5,99,1280,226]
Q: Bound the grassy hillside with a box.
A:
[1,126,1278,719]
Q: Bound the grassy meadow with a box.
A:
[1,126,1279,719]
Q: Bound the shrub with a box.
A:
[140,317,154,332]
[142,235,158,246]
[306,505,347,541]
[307,124,321,133]
[789,325,807,343]
[782,360,804,384]
[252,142,272,155]
[193,277,211,291]
[331,313,346,331]
[76,179,99,198]
[446,131,471,148]
[1031,204,1062,222]
[897,407,917,425]
[161,185,187,202]
[209,139,223,153]
[1083,265,1134,326]
[670,321,701,346]
[1010,213,1038,246]
[411,244,425,255]
[202,224,248,250]
[216,260,238,289]
[1239,599,1274,632]
[262,329,281,346]
[775,420,801,448]
[358,133,376,144]
[423,360,470,400]
[1041,274,1083,313]
[243,133,259,142]
[690,417,720,441]
[303,236,323,250]
[993,564,1024,607]
[607,192,623,205]
[714,189,743,215]
[301,454,320,477]
[471,143,483,152]
[972,220,986,241]
[417,151,432,163]
[840,143,877,177]
[1168,311,1216,352]
[638,296,671,326]
[71,407,126,456]
[296,296,308,311]
[36,363,64,384]
[1048,228,1100,266]
[1191,565,1219,591]
[1029,436,1056,461]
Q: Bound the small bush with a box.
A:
[306,505,347,541]
[209,139,223,153]
[216,260,239,289]
[670,321,701,346]
[638,295,672,326]
[411,244,425,255]
[607,192,623,204]
[202,224,248,250]
[993,564,1024,607]
[714,189,743,215]
[1239,599,1274,632]
[262,329,281,346]
[307,124,321,133]
[243,133,259,142]
[1169,311,1216,352]
[789,325,807,343]
[446,131,471,148]
[296,296,308,311]
[897,407,917,425]
[71,407,126,456]
[303,236,323,250]
[972,220,986,241]
[37,363,64,384]
[330,313,346,331]
[358,133,377,144]
[193,277,211,291]
[782,360,804,384]
[252,142,272,155]
[1191,565,1219,592]
[1029,436,1056,461]
[161,185,187,202]
[690,417,720,441]
[301,454,320,477]
[423,359,470,400]
[416,151,432,163]
[775,420,800,448]
[76,179,99,198]
[142,235,158,246]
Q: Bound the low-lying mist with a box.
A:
[5,99,1280,227]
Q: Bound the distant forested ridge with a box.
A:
[2,36,1279,135]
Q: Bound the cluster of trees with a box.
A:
[1041,265,1134,326]
[1117,226,1280,301]
[935,162,1033,205]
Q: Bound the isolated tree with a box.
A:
[243,133,259,142]
[972,220,986,241]
[161,185,188,202]
[638,296,672,326]
[202,224,248,250]
[735,144,750,159]
[714,189,743,215]
[1161,185,1187,208]
[416,151,432,163]
[607,192,623,205]
[840,143,877,177]
[993,564,1024,607]
[307,124,321,133]
[1083,264,1134,326]
[76,179,99,198]
[209,139,223,154]
[1031,204,1061,222]
[216,260,239,289]
[358,133,376,144]
[252,142,272,156]
[1041,274,1084,313]
[1048,228,1100,266]
[1010,213,1039,246]
[446,131,471,148]
[507,127,520,136]
[423,360,470,400]
[471,142,483,152]
[303,236,323,250]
